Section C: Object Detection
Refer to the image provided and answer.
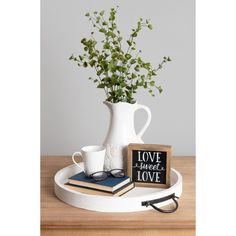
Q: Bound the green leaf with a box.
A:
[125,54,132,60]
[126,40,132,46]
[134,65,140,72]
[100,10,105,16]
[143,62,150,69]
[97,84,105,88]
[167,57,171,61]
[103,42,110,49]
[101,61,108,71]
[150,81,156,86]
[97,55,103,62]
[81,38,87,45]
[137,21,142,29]
[97,69,103,76]
[109,14,115,21]
[83,62,88,67]
[107,31,116,38]
[111,75,117,85]
[120,82,126,87]
[85,13,90,17]
[115,46,121,52]
[119,66,126,73]
[111,52,118,59]
[132,84,138,90]
[148,24,153,30]
[89,60,96,67]
[130,59,136,64]
[96,16,101,22]
[157,86,163,93]
[137,57,142,64]
[69,54,74,60]
[99,28,106,33]
[121,58,127,64]
[108,60,115,70]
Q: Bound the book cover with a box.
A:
[65,182,135,197]
[68,172,131,192]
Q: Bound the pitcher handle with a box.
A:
[136,104,152,138]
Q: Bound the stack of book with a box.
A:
[65,172,135,197]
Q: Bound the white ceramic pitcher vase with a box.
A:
[103,101,152,171]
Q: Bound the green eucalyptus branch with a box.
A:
[69,7,171,103]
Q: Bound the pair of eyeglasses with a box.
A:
[89,169,125,181]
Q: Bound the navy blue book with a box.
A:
[68,172,131,192]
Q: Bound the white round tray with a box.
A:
[54,163,183,212]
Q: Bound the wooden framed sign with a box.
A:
[127,144,172,188]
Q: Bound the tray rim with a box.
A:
[54,163,182,200]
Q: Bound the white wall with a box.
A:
[41,0,195,156]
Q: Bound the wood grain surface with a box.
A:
[41,229,195,236]
[41,156,195,231]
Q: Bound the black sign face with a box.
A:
[132,150,167,184]
[127,144,171,188]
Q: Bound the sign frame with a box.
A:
[127,143,172,188]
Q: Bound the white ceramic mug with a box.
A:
[72,145,106,176]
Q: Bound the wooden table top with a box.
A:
[41,156,195,230]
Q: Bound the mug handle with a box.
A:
[72,152,84,172]
[136,104,152,139]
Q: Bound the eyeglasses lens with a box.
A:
[91,171,107,181]
[110,169,125,178]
